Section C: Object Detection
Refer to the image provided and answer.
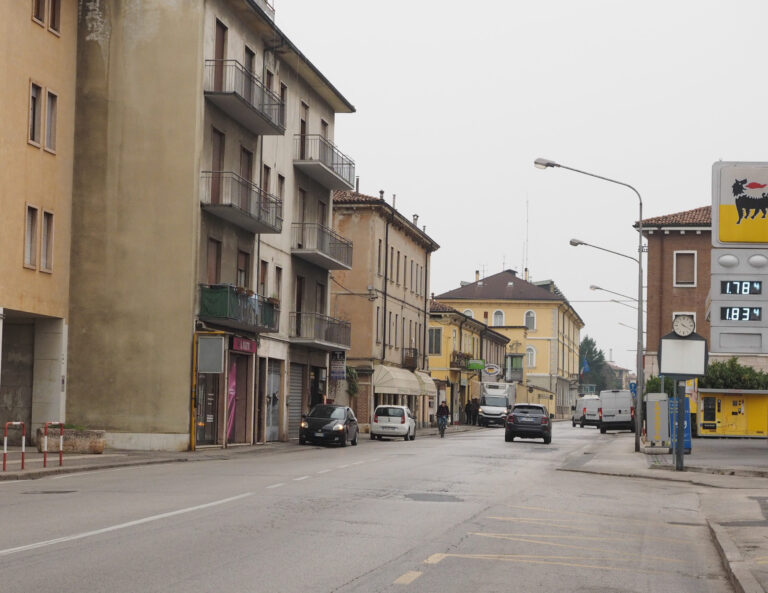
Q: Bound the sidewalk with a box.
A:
[560,434,768,593]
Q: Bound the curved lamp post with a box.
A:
[536,158,644,452]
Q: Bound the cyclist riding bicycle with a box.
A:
[436,401,450,437]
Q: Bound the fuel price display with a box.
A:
[720,280,763,295]
[720,306,763,322]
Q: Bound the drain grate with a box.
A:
[405,493,462,503]
[23,490,76,495]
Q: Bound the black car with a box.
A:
[299,404,358,447]
[504,403,551,444]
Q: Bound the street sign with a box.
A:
[330,351,346,380]
[669,397,691,454]
[629,382,637,396]
[712,162,768,248]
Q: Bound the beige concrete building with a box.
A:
[436,270,584,417]
[68,0,354,450]
[331,191,439,428]
[0,1,76,441]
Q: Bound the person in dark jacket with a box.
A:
[464,401,472,425]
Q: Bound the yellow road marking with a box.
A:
[468,532,681,564]
[393,571,422,585]
[425,554,446,564]
[433,553,664,575]
[503,504,696,528]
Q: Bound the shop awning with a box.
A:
[372,365,421,396]
[414,371,438,398]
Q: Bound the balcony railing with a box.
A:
[200,171,282,234]
[291,222,352,270]
[289,312,351,350]
[199,285,279,333]
[450,350,471,369]
[204,59,285,135]
[293,134,355,190]
[403,348,419,370]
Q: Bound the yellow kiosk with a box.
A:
[697,388,768,437]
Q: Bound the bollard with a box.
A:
[43,422,64,468]
[3,422,26,471]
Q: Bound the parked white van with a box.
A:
[573,395,600,428]
[598,389,635,433]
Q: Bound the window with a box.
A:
[396,250,400,284]
[525,310,536,330]
[244,47,255,103]
[206,238,221,284]
[29,83,42,145]
[259,260,268,295]
[388,312,392,346]
[316,282,326,314]
[526,346,536,368]
[493,310,504,326]
[377,239,382,275]
[428,328,442,355]
[262,164,271,194]
[48,0,60,33]
[33,0,45,24]
[41,211,53,271]
[265,69,274,92]
[463,309,474,318]
[277,174,285,200]
[394,314,398,346]
[403,255,407,289]
[25,205,38,268]
[376,306,380,343]
[390,246,394,280]
[237,251,249,287]
[674,251,696,287]
[274,266,282,301]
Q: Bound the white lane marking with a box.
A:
[350,461,364,466]
[293,475,309,481]
[51,467,134,480]
[337,464,350,468]
[266,483,285,489]
[0,492,253,557]
[316,469,332,474]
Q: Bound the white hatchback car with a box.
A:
[370,405,416,441]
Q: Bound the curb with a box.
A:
[708,520,765,593]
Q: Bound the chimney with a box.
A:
[475,270,480,282]
[379,190,384,200]
[392,194,396,208]
[524,267,529,281]
[413,214,419,225]
[355,176,360,192]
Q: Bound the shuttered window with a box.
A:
[674,252,696,287]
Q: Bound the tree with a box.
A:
[644,375,676,397]
[699,357,768,390]
[579,336,619,392]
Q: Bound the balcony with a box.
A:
[289,312,351,351]
[402,348,419,370]
[200,171,282,234]
[291,222,352,270]
[450,351,470,370]
[198,285,280,334]
[204,60,285,135]
[293,135,355,190]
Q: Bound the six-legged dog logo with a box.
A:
[732,178,768,224]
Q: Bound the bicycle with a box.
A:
[437,416,448,438]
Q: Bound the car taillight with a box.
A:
[508,415,516,424]
[583,407,587,416]
[374,414,378,423]
[541,416,549,425]
[598,407,602,419]
[631,406,635,418]
[401,415,405,424]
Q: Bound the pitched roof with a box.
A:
[637,205,711,228]
[435,269,562,302]
[333,190,386,205]
[429,300,457,313]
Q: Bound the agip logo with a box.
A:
[713,162,768,246]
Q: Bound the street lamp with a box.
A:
[536,157,645,453]
[590,284,637,302]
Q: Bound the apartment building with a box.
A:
[331,190,439,428]
[435,270,583,416]
[0,1,76,441]
[67,0,354,450]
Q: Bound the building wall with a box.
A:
[644,230,711,376]
[68,1,205,444]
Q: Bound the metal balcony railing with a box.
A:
[204,60,285,133]
[450,350,471,369]
[291,222,353,269]
[200,171,282,233]
[294,134,355,188]
[403,348,419,370]
[289,312,351,349]
[199,285,279,333]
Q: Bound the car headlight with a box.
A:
[332,423,345,431]
[478,407,484,414]
[300,421,308,429]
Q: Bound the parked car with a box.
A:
[370,405,416,441]
[299,404,358,447]
[598,389,635,433]
[572,394,600,427]
[504,403,551,444]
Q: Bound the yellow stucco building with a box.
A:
[436,270,584,417]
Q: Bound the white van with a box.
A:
[478,382,514,427]
[573,395,600,427]
[598,389,635,433]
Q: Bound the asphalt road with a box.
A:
[0,424,732,593]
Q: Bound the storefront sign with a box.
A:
[330,351,346,380]
[467,359,485,370]
[232,337,257,353]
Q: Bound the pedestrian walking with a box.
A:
[464,401,472,425]
[471,398,479,425]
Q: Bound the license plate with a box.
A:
[521,417,535,423]
[314,432,324,437]
[382,425,395,430]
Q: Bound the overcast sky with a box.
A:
[276,0,768,372]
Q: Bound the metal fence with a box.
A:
[204,59,285,130]
[289,312,351,348]
[199,285,279,333]
[291,222,352,268]
[294,134,355,187]
[200,171,283,232]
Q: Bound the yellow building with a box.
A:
[0,1,77,439]
[436,270,584,417]
[428,300,509,422]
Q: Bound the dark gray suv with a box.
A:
[504,403,551,444]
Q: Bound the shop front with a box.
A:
[371,364,421,417]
